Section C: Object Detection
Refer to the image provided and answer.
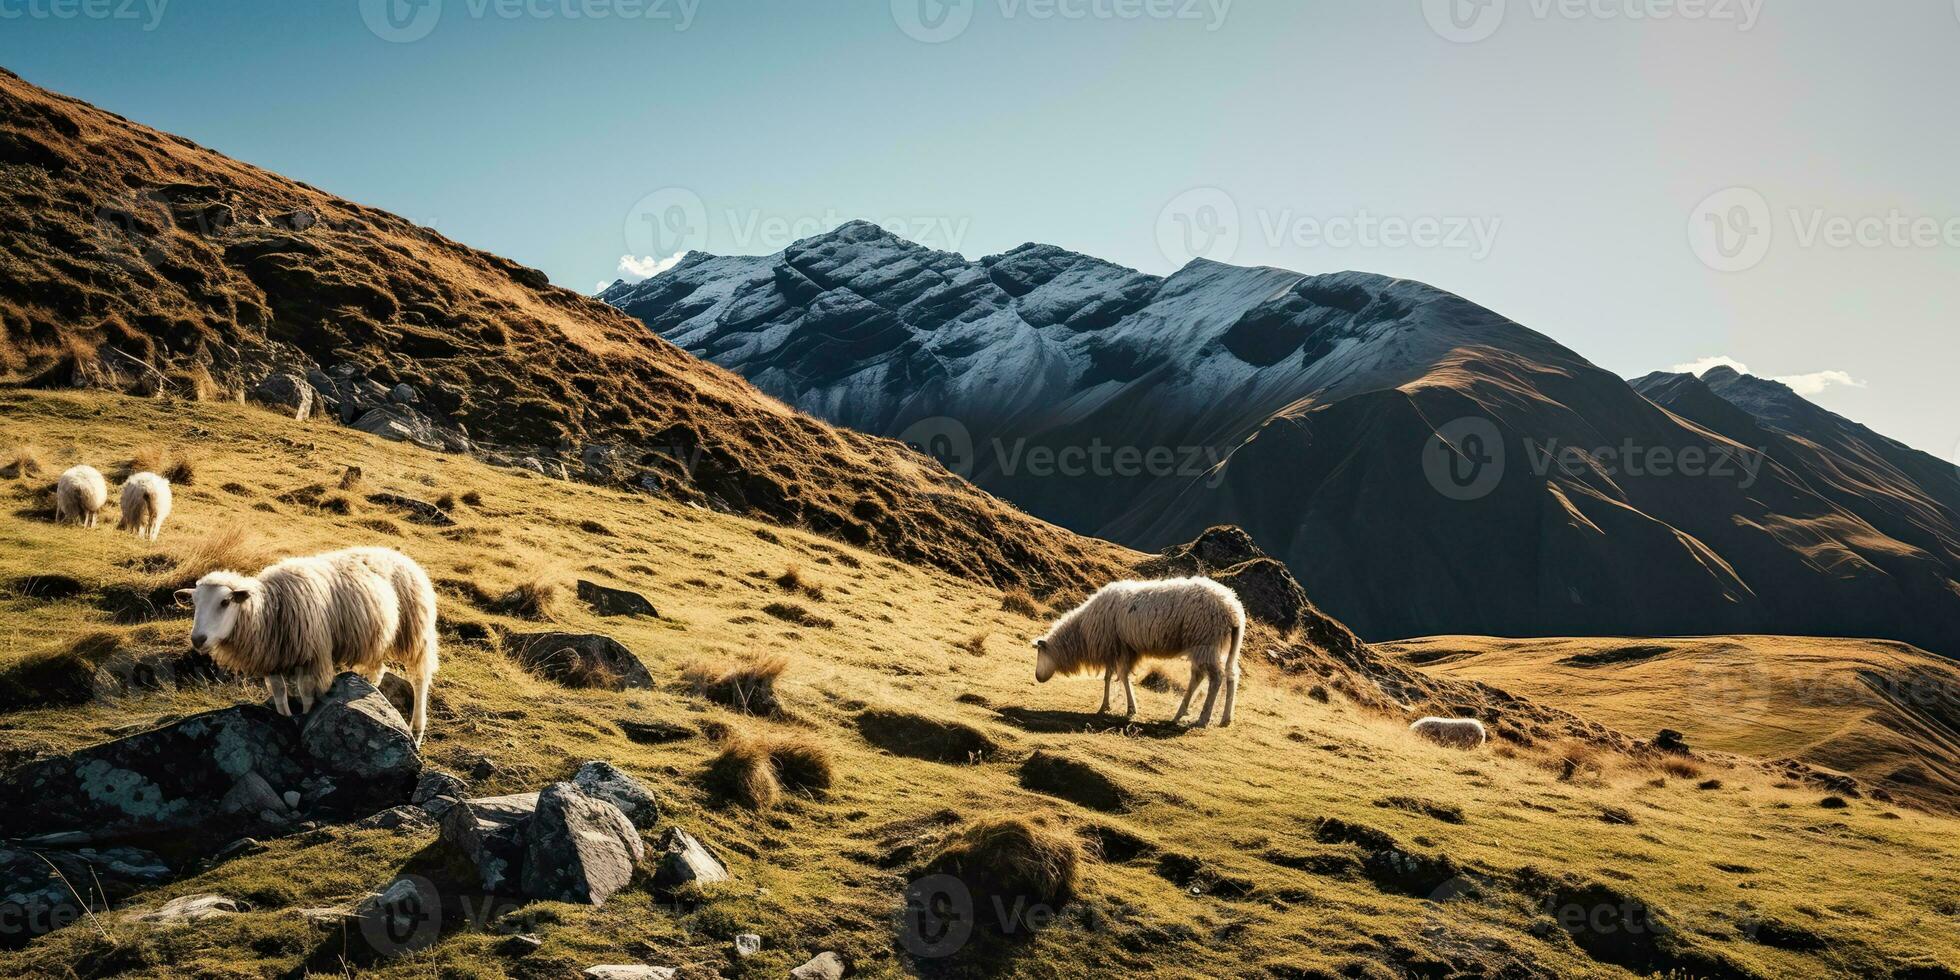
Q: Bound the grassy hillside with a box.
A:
[3,390,1958,979]
[1384,635,1960,815]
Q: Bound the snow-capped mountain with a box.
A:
[604,221,1960,655]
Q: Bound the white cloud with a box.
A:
[1669,355,1752,376]
[1663,354,1867,397]
[617,251,688,283]
[1772,370,1867,396]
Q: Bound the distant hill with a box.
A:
[1386,634,1960,814]
[0,67,1126,595]
[604,223,1960,655]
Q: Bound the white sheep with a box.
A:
[1032,577,1245,728]
[176,546,440,745]
[117,472,172,541]
[54,465,108,527]
[1410,716,1488,749]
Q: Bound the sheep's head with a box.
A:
[176,572,256,654]
[1032,637,1057,683]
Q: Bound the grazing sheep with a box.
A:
[1032,577,1245,728]
[1410,717,1487,749]
[117,472,173,542]
[54,465,109,527]
[176,546,440,745]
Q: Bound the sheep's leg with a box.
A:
[1097,664,1114,715]
[266,676,290,716]
[1220,662,1239,727]
[409,663,431,747]
[1170,659,1202,724]
[1122,670,1138,717]
[1194,664,1223,728]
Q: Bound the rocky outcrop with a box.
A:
[1,845,171,947]
[571,760,659,829]
[520,782,644,905]
[300,673,422,793]
[651,826,728,889]
[438,781,646,902]
[0,672,422,880]
[576,580,659,618]
[504,632,653,690]
[1149,526,1369,661]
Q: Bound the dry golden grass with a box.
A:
[0,391,1956,979]
[684,653,789,717]
[1386,634,1960,812]
[1000,586,1043,618]
[2,444,43,479]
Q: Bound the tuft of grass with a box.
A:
[123,445,166,479]
[684,654,788,717]
[162,452,198,486]
[958,632,988,657]
[1656,757,1704,780]
[760,602,833,629]
[1139,668,1178,693]
[1000,587,1043,618]
[922,816,1081,937]
[159,525,275,585]
[768,735,834,796]
[775,564,825,602]
[460,490,484,507]
[2,445,45,479]
[703,736,780,808]
[338,465,363,490]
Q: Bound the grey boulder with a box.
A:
[1,845,171,946]
[300,673,422,798]
[439,792,538,895]
[250,372,315,420]
[792,951,848,979]
[577,579,660,618]
[504,632,654,690]
[572,760,659,829]
[519,782,645,905]
[651,826,729,889]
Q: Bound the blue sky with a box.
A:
[3,0,1957,458]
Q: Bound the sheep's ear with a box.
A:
[1032,638,1047,649]
[173,588,194,607]
[231,589,251,604]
